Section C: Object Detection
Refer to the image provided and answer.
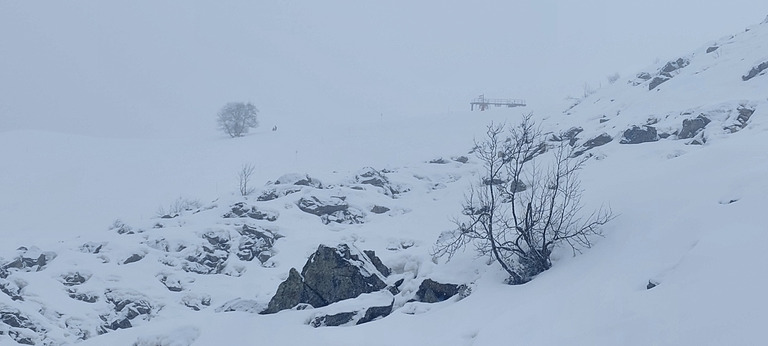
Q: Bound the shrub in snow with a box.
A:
[216,101,259,138]
[433,115,613,284]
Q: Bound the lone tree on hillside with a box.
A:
[433,114,613,284]
[217,102,259,137]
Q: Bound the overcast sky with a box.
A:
[1,1,766,138]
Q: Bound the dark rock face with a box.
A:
[742,61,768,81]
[453,156,469,164]
[354,167,405,197]
[309,299,394,327]
[1,248,56,278]
[647,280,659,289]
[297,196,364,224]
[726,106,756,132]
[572,133,613,157]
[706,46,719,53]
[236,225,279,264]
[661,58,690,74]
[99,289,154,334]
[0,306,47,345]
[61,272,89,286]
[262,244,388,314]
[370,205,390,214]
[356,300,394,325]
[223,202,278,222]
[122,253,144,265]
[414,279,465,303]
[310,311,358,327]
[649,76,669,90]
[0,280,24,301]
[68,289,99,303]
[679,115,711,139]
[620,126,659,144]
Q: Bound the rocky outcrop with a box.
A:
[223,202,278,222]
[354,167,406,197]
[414,279,467,303]
[308,299,394,327]
[679,115,711,139]
[620,126,658,144]
[572,133,613,157]
[742,61,768,81]
[649,76,669,90]
[99,289,155,334]
[261,244,388,314]
[297,196,364,224]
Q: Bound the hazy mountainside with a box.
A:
[1,17,768,346]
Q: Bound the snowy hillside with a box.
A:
[2,7,768,346]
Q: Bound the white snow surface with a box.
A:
[1,5,768,346]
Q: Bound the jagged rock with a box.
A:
[356,300,394,325]
[61,272,90,286]
[0,280,24,301]
[236,225,278,264]
[649,76,669,90]
[354,167,405,197]
[706,46,719,53]
[742,61,768,81]
[80,242,106,254]
[414,279,466,303]
[363,250,390,277]
[309,311,358,327]
[202,231,231,251]
[647,280,659,289]
[551,127,583,145]
[727,106,756,132]
[370,205,390,214]
[572,133,613,157]
[679,115,711,139]
[2,247,56,274]
[620,126,659,144]
[182,294,211,311]
[223,202,278,222]
[67,289,99,303]
[661,58,689,74]
[158,274,187,292]
[182,247,229,274]
[429,157,450,164]
[0,305,47,345]
[99,289,154,333]
[123,253,144,265]
[110,219,135,234]
[297,196,364,224]
[275,173,323,188]
[262,244,388,314]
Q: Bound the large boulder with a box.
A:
[620,125,658,144]
[679,115,711,139]
[571,133,612,157]
[414,279,467,303]
[261,244,388,314]
[297,196,364,224]
[742,61,768,81]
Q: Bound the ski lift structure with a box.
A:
[470,94,526,111]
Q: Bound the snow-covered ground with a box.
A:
[2,3,768,346]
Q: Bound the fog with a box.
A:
[1,1,766,138]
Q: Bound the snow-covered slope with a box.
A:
[2,13,768,346]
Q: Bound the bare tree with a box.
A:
[433,114,613,284]
[217,102,259,137]
[238,163,257,196]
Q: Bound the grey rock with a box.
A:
[679,115,711,139]
[706,46,719,53]
[661,58,689,73]
[414,279,465,303]
[742,61,768,81]
[309,311,358,327]
[649,76,669,90]
[262,244,388,314]
[620,126,658,144]
[370,205,390,214]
